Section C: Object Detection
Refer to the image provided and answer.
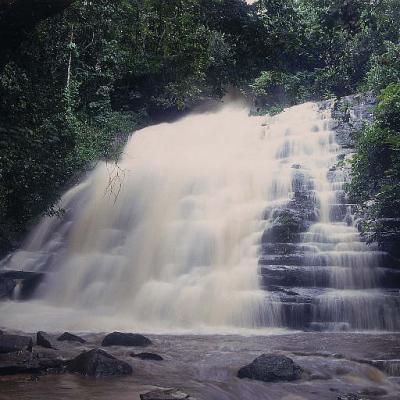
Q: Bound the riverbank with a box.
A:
[1,331,399,400]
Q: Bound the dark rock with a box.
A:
[38,357,66,372]
[237,354,303,382]
[37,331,56,349]
[0,270,44,299]
[0,350,41,375]
[130,352,163,361]
[337,394,366,400]
[66,348,132,378]
[0,276,16,299]
[57,332,86,344]
[359,387,387,396]
[140,388,194,400]
[102,332,152,347]
[0,334,33,353]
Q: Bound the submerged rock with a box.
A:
[237,354,303,382]
[131,352,163,361]
[140,388,195,400]
[37,331,56,349]
[57,332,86,344]
[66,348,132,378]
[102,332,152,347]
[0,334,33,353]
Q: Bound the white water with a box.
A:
[0,98,393,332]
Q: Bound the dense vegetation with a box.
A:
[0,0,399,254]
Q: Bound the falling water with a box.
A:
[0,97,397,332]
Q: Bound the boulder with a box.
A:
[140,389,195,400]
[37,331,56,349]
[66,348,132,378]
[0,334,33,353]
[237,354,303,382]
[130,352,163,361]
[101,332,152,347]
[57,332,86,344]
[0,350,41,375]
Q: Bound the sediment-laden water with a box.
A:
[0,97,398,332]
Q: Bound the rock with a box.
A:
[130,352,163,361]
[38,357,66,373]
[0,350,41,375]
[359,387,387,396]
[0,276,16,299]
[237,354,303,382]
[140,388,194,400]
[101,332,152,347]
[337,394,366,400]
[57,332,86,344]
[37,331,56,349]
[66,348,132,378]
[0,334,33,353]
[0,270,44,299]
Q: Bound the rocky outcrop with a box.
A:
[57,332,86,344]
[237,354,303,382]
[37,331,56,349]
[319,92,376,148]
[102,332,152,347]
[0,334,33,353]
[0,349,66,375]
[140,389,195,400]
[66,348,132,378]
[0,270,44,299]
[0,350,41,375]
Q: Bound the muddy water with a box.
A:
[1,333,399,400]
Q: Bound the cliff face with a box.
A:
[324,93,400,259]
[0,0,74,59]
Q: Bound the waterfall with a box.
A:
[0,98,398,332]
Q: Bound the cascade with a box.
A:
[0,98,399,332]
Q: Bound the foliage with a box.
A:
[348,84,400,252]
[251,0,400,106]
[1,0,400,254]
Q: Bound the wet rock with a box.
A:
[337,394,366,400]
[359,387,387,396]
[66,348,132,378]
[321,92,376,149]
[366,359,400,376]
[37,331,56,349]
[57,332,86,344]
[140,388,195,400]
[237,354,303,382]
[0,334,33,353]
[0,350,41,375]
[38,357,66,373]
[0,276,16,299]
[0,270,44,299]
[102,332,152,347]
[131,352,163,361]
